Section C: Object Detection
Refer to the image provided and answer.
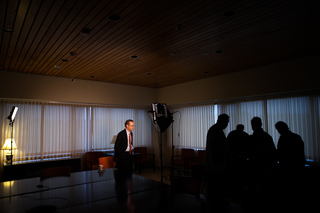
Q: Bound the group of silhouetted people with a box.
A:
[226,117,306,174]
[203,114,307,213]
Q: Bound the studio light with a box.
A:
[7,106,18,123]
[148,103,173,185]
[149,103,172,133]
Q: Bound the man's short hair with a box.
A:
[125,119,134,127]
[217,114,229,123]
[251,117,262,127]
[236,124,244,131]
[275,121,289,131]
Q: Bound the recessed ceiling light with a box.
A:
[90,76,95,78]
[130,55,139,59]
[61,59,69,62]
[204,71,209,74]
[108,14,122,22]
[146,72,152,75]
[80,28,90,36]
[223,11,236,17]
[215,50,223,54]
[175,23,182,31]
[2,27,14,33]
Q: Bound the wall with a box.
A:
[158,54,320,106]
[0,71,157,107]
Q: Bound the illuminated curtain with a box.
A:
[217,100,265,135]
[0,101,42,162]
[92,107,152,150]
[266,96,320,161]
[171,104,218,149]
[42,104,91,160]
[0,101,152,166]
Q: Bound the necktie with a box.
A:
[129,133,132,154]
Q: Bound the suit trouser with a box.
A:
[117,152,133,175]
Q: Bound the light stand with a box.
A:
[148,103,173,185]
[7,106,18,165]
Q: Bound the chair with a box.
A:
[172,148,195,170]
[41,166,71,179]
[190,150,206,167]
[99,156,116,169]
[134,147,155,174]
[85,151,106,170]
[171,164,204,199]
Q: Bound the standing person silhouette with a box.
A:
[248,117,276,169]
[203,113,230,212]
[114,119,134,176]
[275,121,305,173]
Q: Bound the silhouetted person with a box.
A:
[241,117,277,213]
[227,124,249,157]
[227,124,250,174]
[275,121,306,173]
[203,113,230,212]
[203,113,230,171]
[248,117,276,169]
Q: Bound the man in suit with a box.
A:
[114,119,134,175]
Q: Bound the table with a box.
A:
[0,169,204,213]
[3,157,81,181]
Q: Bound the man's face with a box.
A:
[126,121,135,132]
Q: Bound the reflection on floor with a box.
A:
[133,166,244,213]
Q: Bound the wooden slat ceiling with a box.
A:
[1,0,320,88]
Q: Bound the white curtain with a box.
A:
[0,102,42,162]
[92,107,152,150]
[266,96,320,161]
[172,105,218,149]
[217,100,265,135]
[43,104,91,159]
[169,95,320,162]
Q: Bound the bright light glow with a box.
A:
[11,107,18,121]
[1,138,18,150]
[7,106,18,122]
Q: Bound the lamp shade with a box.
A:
[1,138,18,150]
[110,135,117,144]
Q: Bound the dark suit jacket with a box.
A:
[114,129,133,163]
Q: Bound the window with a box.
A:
[0,101,152,163]
[170,95,320,162]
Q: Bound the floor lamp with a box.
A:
[6,106,18,165]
